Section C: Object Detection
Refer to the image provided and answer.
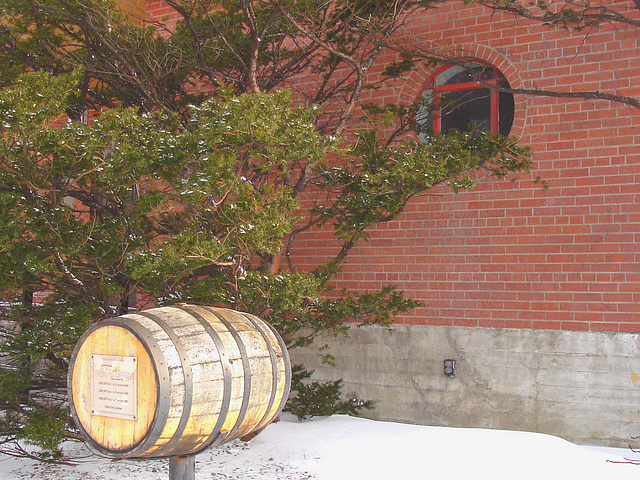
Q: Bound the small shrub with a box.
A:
[285,364,374,420]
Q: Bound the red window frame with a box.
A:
[428,62,503,135]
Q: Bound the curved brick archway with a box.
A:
[397,43,528,138]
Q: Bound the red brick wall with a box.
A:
[292,1,640,333]
[145,1,640,333]
[146,0,180,30]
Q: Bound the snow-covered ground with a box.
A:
[0,414,638,480]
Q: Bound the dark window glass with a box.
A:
[440,88,492,133]
[498,88,515,137]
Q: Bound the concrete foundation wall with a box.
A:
[290,325,640,447]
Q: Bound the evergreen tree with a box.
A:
[0,1,532,459]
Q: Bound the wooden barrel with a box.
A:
[68,305,291,458]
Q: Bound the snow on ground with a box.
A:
[0,414,638,480]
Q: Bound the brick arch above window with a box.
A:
[397,44,527,138]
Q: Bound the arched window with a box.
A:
[417,62,515,137]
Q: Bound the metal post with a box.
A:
[169,455,196,480]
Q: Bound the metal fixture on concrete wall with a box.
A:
[444,359,456,378]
